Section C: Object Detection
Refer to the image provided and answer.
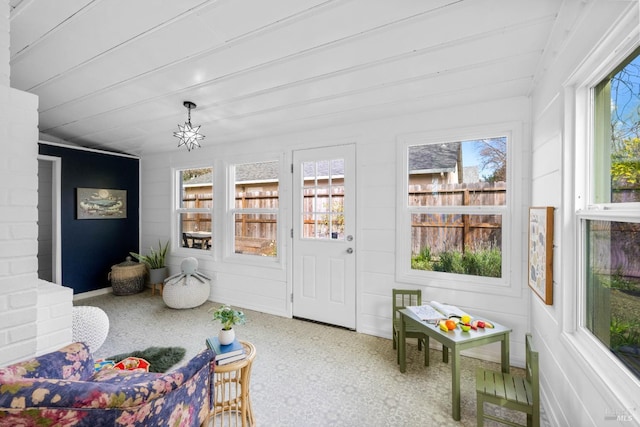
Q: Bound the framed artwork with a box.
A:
[528,206,554,305]
[77,188,127,219]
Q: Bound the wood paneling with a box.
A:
[11,0,560,156]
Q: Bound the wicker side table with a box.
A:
[207,340,256,427]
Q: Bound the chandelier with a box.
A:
[174,101,204,151]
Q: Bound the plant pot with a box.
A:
[149,267,168,284]
[218,328,235,345]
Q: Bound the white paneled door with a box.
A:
[292,145,356,329]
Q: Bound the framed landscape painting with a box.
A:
[77,188,127,219]
[528,206,554,305]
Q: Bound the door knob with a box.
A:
[346,248,353,254]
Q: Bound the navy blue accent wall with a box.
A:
[39,144,140,294]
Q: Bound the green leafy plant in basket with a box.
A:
[130,240,169,269]
[211,305,246,330]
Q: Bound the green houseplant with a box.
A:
[130,240,169,285]
[211,305,246,345]
[130,240,169,269]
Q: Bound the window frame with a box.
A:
[223,154,285,267]
[395,123,521,296]
[576,53,640,371]
[561,22,640,409]
[172,165,214,258]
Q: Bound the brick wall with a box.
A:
[0,1,8,86]
[36,279,72,355]
[0,1,72,366]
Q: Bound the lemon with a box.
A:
[461,314,471,324]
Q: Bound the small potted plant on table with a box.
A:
[211,305,246,345]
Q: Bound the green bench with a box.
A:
[476,333,539,427]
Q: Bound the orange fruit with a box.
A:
[445,319,456,330]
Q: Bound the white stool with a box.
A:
[162,275,209,309]
[72,306,109,353]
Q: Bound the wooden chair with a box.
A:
[392,289,429,366]
[182,233,191,248]
[191,237,204,249]
[476,333,539,427]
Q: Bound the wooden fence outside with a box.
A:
[409,182,505,256]
[182,184,503,255]
[183,185,639,278]
[589,221,640,279]
[182,189,345,242]
[181,193,212,232]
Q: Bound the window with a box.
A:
[230,160,279,257]
[403,137,507,280]
[301,158,345,240]
[176,167,213,251]
[581,47,640,380]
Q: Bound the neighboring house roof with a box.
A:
[185,172,213,186]
[184,159,346,187]
[408,143,460,174]
[183,162,279,187]
[235,161,279,183]
[185,146,460,186]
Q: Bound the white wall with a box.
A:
[0,0,72,367]
[142,94,532,366]
[530,1,639,426]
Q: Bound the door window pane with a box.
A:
[301,159,345,240]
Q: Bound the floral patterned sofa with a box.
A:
[0,342,215,426]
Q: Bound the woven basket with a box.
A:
[109,256,146,296]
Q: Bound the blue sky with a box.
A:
[460,138,505,180]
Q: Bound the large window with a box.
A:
[176,167,213,251]
[230,160,279,258]
[403,137,507,280]
[581,48,640,379]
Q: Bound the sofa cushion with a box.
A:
[0,342,93,382]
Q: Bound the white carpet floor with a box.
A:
[79,290,545,427]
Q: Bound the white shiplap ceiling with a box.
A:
[9,0,566,156]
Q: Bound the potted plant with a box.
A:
[130,240,169,285]
[211,305,246,345]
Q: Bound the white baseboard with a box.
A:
[73,287,112,301]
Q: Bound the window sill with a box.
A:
[561,329,640,418]
[397,269,519,297]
